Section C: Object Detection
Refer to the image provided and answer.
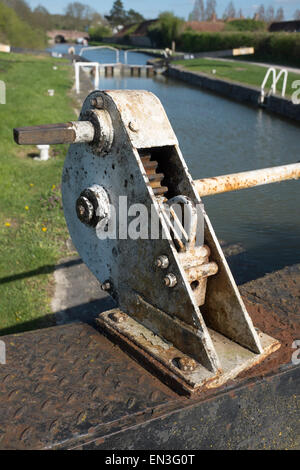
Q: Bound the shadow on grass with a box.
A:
[186,63,234,69]
[0,296,116,337]
[27,152,40,159]
[0,258,83,285]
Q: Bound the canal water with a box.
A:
[51,46,300,282]
[47,44,151,65]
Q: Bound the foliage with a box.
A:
[89,24,112,41]
[0,1,46,48]
[148,12,184,48]
[225,19,267,32]
[105,0,144,27]
[126,9,144,24]
[177,31,300,67]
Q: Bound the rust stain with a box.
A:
[238,297,299,379]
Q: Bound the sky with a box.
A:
[27,0,300,21]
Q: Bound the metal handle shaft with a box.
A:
[195,163,300,197]
[13,121,95,145]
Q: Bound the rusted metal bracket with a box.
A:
[13,90,288,394]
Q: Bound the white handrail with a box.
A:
[124,48,152,64]
[79,46,120,63]
[75,62,100,94]
[260,67,288,103]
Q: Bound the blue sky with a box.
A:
[27,0,299,20]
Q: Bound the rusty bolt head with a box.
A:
[155,255,169,270]
[128,120,139,132]
[177,357,197,372]
[101,281,111,291]
[164,273,177,288]
[110,311,127,323]
[91,96,104,109]
[76,196,95,225]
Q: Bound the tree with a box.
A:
[275,7,284,22]
[256,4,265,21]
[148,12,184,48]
[107,0,126,27]
[31,5,51,30]
[0,1,46,48]
[238,8,243,19]
[64,2,96,29]
[265,5,275,23]
[2,0,32,23]
[126,9,144,24]
[189,0,205,22]
[205,0,217,21]
[294,9,300,20]
[223,1,236,20]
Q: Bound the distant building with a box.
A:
[185,21,225,33]
[269,20,300,32]
[111,19,158,47]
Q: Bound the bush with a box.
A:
[225,19,266,32]
[148,12,184,48]
[89,25,112,42]
[0,1,46,48]
[177,31,300,67]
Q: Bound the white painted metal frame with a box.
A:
[260,67,288,103]
[79,45,120,63]
[75,62,100,94]
[123,48,150,64]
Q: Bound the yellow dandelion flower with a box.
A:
[52,184,56,190]
[25,205,29,211]
[29,183,34,187]
[5,222,11,227]
[42,227,47,232]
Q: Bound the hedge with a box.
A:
[177,32,300,67]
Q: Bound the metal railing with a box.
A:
[260,67,288,103]
[79,45,120,63]
[74,62,100,94]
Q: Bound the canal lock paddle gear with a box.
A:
[14,90,300,394]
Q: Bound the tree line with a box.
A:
[189,0,300,23]
[0,0,145,33]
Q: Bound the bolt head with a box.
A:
[155,255,169,269]
[76,196,95,225]
[178,357,197,372]
[164,273,177,288]
[101,281,111,291]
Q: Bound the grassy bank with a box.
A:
[173,58,300,97]
[0,52,76,335]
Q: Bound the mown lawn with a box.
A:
[173,58,300,97]
[0,52,77,335]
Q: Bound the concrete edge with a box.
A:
[167,65,300,122]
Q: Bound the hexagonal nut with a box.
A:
[177,357,197,372]
[164,273,177,288]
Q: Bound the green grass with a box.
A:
[0,52,76,335]
[173,58,300,97]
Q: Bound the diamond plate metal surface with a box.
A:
[0,264,299,450]
[0,323,177,450]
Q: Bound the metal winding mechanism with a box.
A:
[13,89,295,394]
